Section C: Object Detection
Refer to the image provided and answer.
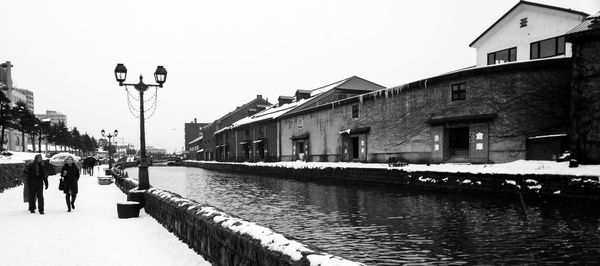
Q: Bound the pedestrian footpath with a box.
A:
[0,166,211,266]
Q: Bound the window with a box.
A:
[351,105,359,118]
[531,36,565,59]
[487,47,517,65]
[451,83,466,101]
[298,117,303,129]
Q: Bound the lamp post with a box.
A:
[113,63,167,190]
[101,129,118,169]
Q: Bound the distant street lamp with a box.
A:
[114,63,167,190]
[101,129,118,169]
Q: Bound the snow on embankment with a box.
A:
[187,160,600,177]
[185,160,600,202]
[143,187,364,266]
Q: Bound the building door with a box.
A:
[297,141,305,160]
[342,136,350,161]
[351,137,359,159]
[243,143,250,161]
[448,127,469,161]
[256,142,265,161]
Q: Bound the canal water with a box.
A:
[126,167,600,265]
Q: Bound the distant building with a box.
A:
[14,88,34,112]
[188,136,203,160]
[215,76,385,162]
[201,95,272,161]
[470,1,588,66]
[1,61,34,151]
[184,118,209,158]
[36,110,68,126]
[146,146,167,155]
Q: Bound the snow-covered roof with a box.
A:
[309,77,350,96]
[214,99,308,135]
[527,133,567,140]
[566,11,600,36]
[188,135,203,145]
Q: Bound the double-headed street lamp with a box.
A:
[101,129,118,169]
[114,63,167,190]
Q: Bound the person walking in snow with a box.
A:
[60,156,80,212]
[26,154,48,214]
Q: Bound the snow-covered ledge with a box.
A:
[143,188,364,266]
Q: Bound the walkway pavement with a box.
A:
[0,166,211,266]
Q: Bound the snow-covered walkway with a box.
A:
[0,166,211,266]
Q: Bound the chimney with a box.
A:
[257,94,262,99]
[295,90,311,101]
[194,118,197,123]
[278,96,294,105]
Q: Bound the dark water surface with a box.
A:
[126,167,600,265]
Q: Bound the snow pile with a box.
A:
[0,151,41,163]
[525,179,542,191]
[147,188,364,265]
[187,159,600,177]
[0,165,210,266]
[418,176,436,183]
[504,180,521,189]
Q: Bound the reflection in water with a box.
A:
[126,167,600,265]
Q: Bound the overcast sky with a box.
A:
[3,0,599,153]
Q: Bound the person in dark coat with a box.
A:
[27,154,48,214]
[82,156,98,176]
[60,156,80,212]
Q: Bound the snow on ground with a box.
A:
[0,165,210,266]
[190,159,600,177]
[0,151,40,163]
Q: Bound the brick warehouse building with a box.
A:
[277,2,595,164]
[566,12,600,163]
[191,2,600,164]
[279,58,571,163]
[214,76,385,162]
[203,95,271,161]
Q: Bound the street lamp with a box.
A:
[114,63,167,189]
[101,129,118,169]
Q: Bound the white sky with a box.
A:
[3,0,599,153]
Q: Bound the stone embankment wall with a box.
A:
[0,163,26,192]
[184,161,600,202]
[111,169,362,266]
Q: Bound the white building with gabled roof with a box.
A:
[470,1,588,66]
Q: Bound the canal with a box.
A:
[125,166,600,265]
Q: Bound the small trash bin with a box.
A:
[117,202,142,218]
